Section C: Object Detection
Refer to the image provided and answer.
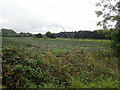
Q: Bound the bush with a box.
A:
[2,47,49,88]
[112,30,120,57]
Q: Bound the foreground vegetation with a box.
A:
[2,37,118,88]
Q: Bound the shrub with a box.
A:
[2,47,49,88]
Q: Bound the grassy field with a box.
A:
[2,37,118,88]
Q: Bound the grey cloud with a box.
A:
[0,0,101,34]
[0,0,63,34]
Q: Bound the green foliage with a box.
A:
[34,33,43,38]
[88,78,118,88]
[1,28,114,39]
[70,81,87,88]
[19,32,33,37]
[96,0,120,56]
[1,29,17,37]
[112,30,120,57]
[2,47,49,88]
[1,28,33,37]
[96,0,120,28]
[95,11,103,17]
[2,37,118,88]
[69,79,118,88]
[46,31,56,38]
[57,30,113,39]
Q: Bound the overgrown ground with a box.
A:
[2,37,118,88]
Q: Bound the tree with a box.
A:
[46,31,51,38]
[34,33,43,38]
[96,0,120,57]
[19,32,32,37]
[46,31,56,38]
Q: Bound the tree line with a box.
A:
[56,29,114,39]
[1,29,33,37]
[1,28,114,39]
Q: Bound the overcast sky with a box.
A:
[0,0,102,34]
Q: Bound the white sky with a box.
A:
[0,0,102,34]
